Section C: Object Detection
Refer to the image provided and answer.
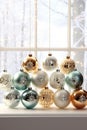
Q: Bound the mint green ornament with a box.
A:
[21,88,39,109]
[12,69,31,90]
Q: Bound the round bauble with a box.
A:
[32,69,48,88]
[60,56,75,74]
[22,54,38,73]
[0,70,12,91]
[39,87,54,108]
[54,89,70,109]
[4,89,20,108]
[50,69,65,89]
[12,69,31,90]
[43,54,58,71]
[21,88,39,109]
[65,70,83,89]
[71,88,87,109]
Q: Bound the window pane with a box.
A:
[37,0,68,48]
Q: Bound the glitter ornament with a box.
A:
[22,54,38,73]
[43,54,58,71]
[39,87,54,108]
[12,69,31,90]
[21,88,39,109]
[50,69,65,89]
[54,89,70,109]
[0,70,12,91]
[60,56,75,74]
[71,88,87,109]
[32,69,48,88]
[4,89,20,108]
[65,69,83,89]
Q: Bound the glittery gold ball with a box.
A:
[22,54,38,73]
[60,56,75,74]
[39,87,54,108]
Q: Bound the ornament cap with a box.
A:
[48,53,52,56]
[28,54,32,57]
[66,56,70,59]
[3,69,7,72]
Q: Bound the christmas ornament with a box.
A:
[12,69,31,90]
[65,69,83,89]
[0,70,12,91]
[50,69,65,89]
[21,88,39,109]
[71,88,87,109]
[54,89,70,109]
[60,56,75,74]
[39,87,54,108]
[22,54,38,73]
[4,89,20,108]
[43,54,58,71]
[32,69,48,88]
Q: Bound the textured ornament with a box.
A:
[22,54,38,73]
[43,54,58,71]
[71,88,87,109]
[60,56,75,74]
[4,89,20,108]
[32,69,48,88]
[12,69,31,90]
[0,70,12,91]
[50,69,65,89]
[21,88,39,109]
[54,89,70,109]
[39,87,54,108]
[65,69,83,89]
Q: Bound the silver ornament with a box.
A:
[50,69,65,89]
[0,70,12,91]
[4,89,20,108]
[32,69,48,88]
[54,89,70,109]
[43,54,58,71]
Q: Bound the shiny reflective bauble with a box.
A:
[21,88,39,109]
[65,70,83,89]
[4,89,20,108]
[12,70,31,90]
[22,54,38,73]
[71,89,87,109]
[60,56,75,74]
[32,69,48,88]
[54,89,70,109]
[39,87,54,108]
[0,70,12,91]
[50,69,65,89]
[43,54,58,71]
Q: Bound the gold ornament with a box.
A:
[60,56,75,74]
[39,87,54,108]
[22,54,38,73]
[71,88,87,109]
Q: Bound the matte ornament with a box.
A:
[21,88,39,109]
[4,89,20,108]
[12,69,31,90]
[71,89,87,109]
[50,69,65,89]
[65,70,83,89]
[43,54,58,71]
[0,70,12,91]
[39,87,54,108]
[54,89,70,109]
[22,54,38,73]
[32,69,48,88]
[60,56,75,74]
